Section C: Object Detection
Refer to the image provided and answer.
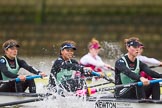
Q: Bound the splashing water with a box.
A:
[100,41,123,60]
[31,73,114,108]
[23,78,96,108]
[30,95,95,108]
[17,57,115,108]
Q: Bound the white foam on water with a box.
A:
[100,41,123,60]
[21,91,95,108]
[39,95,94,108]
[23,76,93,108]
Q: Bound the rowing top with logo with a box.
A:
[49,56,85,86]
[115,55,162,85]
[0,55,40,80]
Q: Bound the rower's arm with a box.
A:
[49,59,84,87]
[138,55,161,65]
[115,59,141,81]
[18,58,40,75]
[140,61,162,78]
[80,55,105,67]
[61,59,84,73]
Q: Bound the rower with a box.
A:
[80,38,114,81]
[48,40,103,95]
[115,37,162,100]
[0,39,46,93]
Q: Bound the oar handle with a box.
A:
[91,71,101,77]
[137,79,162,86]
[15,75,42,82]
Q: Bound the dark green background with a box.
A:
[0,0,162,59]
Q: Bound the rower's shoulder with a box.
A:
[115,57,125,63]
[0,57,6,64]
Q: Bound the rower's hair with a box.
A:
[124,37,139,44]
[59,40,76,55]
[60,40,76,46]
[2,39,20,52]
[88,38,100,48]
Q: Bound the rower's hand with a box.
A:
[83,68,104,78]
[39,72,46,77]
[83,67,92,76]
[140,77,150,86]
[18,75,26,81]
[98,72,105,78]
[159,62,162,66]
[105,64,115,71]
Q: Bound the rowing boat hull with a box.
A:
[1,77,162,107]
[0,92,46,107]
[0,92,162,108]
[89,97,162,108]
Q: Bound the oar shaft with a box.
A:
[103,76,114,83]
[0,98,44,107]
[88,82,111,88]
[77,78,162,96]
[100,79,162,91]
[0,75,42,83]
[149,65,161,68]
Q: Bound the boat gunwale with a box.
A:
[0,92,49,97]
[88,96,162,104]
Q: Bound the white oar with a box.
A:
[0,75,42,83]
[76,78,162,96]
